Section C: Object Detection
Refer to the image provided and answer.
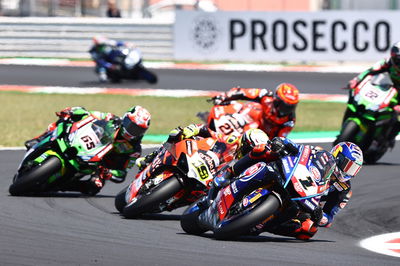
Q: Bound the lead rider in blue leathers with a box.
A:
[207,133,363,240]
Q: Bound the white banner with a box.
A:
[174,11,400,62]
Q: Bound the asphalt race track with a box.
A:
[0,64,354,94]
[1,65,399,265]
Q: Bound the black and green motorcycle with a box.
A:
[9,115,119,196]
[334,73,398,164]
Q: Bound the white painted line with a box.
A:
[360,232,400,258]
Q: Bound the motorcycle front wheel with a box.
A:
[122,176,182,218]
[114,185,129,213]
[334,120,359,145]
[213,193,281,240]
[180,200,209,235]
[136,65,158,84]
[9,156,62,196]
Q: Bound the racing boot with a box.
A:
[98,68,108,83]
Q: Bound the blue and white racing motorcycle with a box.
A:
[106,46,157,84]
[180,144,334,240]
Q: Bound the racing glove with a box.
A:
[345,77,360,90]
[135,157,147,170]
[209,94,227,105]
[270,137,299,156]
[181,124,200,139]
[167,127,183,143]
[135,150,158,170]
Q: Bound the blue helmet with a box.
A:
[330,142,363,182]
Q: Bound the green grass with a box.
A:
[0,91,346,147]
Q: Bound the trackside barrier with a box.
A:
[0,17,174,60]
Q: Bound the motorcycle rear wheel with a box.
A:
[213,193,281,240]
[122,176,182,218]
[9,156,62,196]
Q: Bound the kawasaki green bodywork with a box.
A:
[344,73,398,144]
[18,115,119,188]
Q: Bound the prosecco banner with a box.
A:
[174,11,399,62]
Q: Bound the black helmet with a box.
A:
[390,42,400,67]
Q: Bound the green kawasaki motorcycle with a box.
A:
[9,115,119,196]
[334,73,398,164]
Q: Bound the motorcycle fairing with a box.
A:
[354,77,397,112]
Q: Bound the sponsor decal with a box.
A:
[310,165,321,182]
[299,146,311,165]
[191,14,221,53]
[303,199,316,210]
[293,180,303,194]
[249,192,262,204]
[231,182,238,194]
[199,152,216,175]
[176,11,395,62]
[186,140,193,156]
[218,201,225,216]
[240,162,263,182]
[333,182,344,191]
[242,197,249,207]
[282,158,291,174]
[287,156,294,168]
[316,160,323,170]
[223,186,232,196]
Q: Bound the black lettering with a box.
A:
[353,21,369,52]
[331,21,347,52]
[312,20,327,51]
[251,20,267,50]
[272,20,287,51]
[292,20,308,51]
[375,21,390,52]
[230,20,246,50]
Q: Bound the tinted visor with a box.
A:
[121,116,147,141]
[336,153,361,182]
[274,99,296,117]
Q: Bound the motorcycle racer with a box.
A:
[89,35,133,82]
[344,42,400,144]
[208,138,363,240]
[24,105,151,195]
[136,123,243,171]
[211,83,299,139]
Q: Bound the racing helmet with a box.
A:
[273,83,299,117]
[237,128,269,159]
[390,42,400,68]
[93,35,109,52]
[120,106,151,141]
[330,142,363,183]
[93,35,108,45]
